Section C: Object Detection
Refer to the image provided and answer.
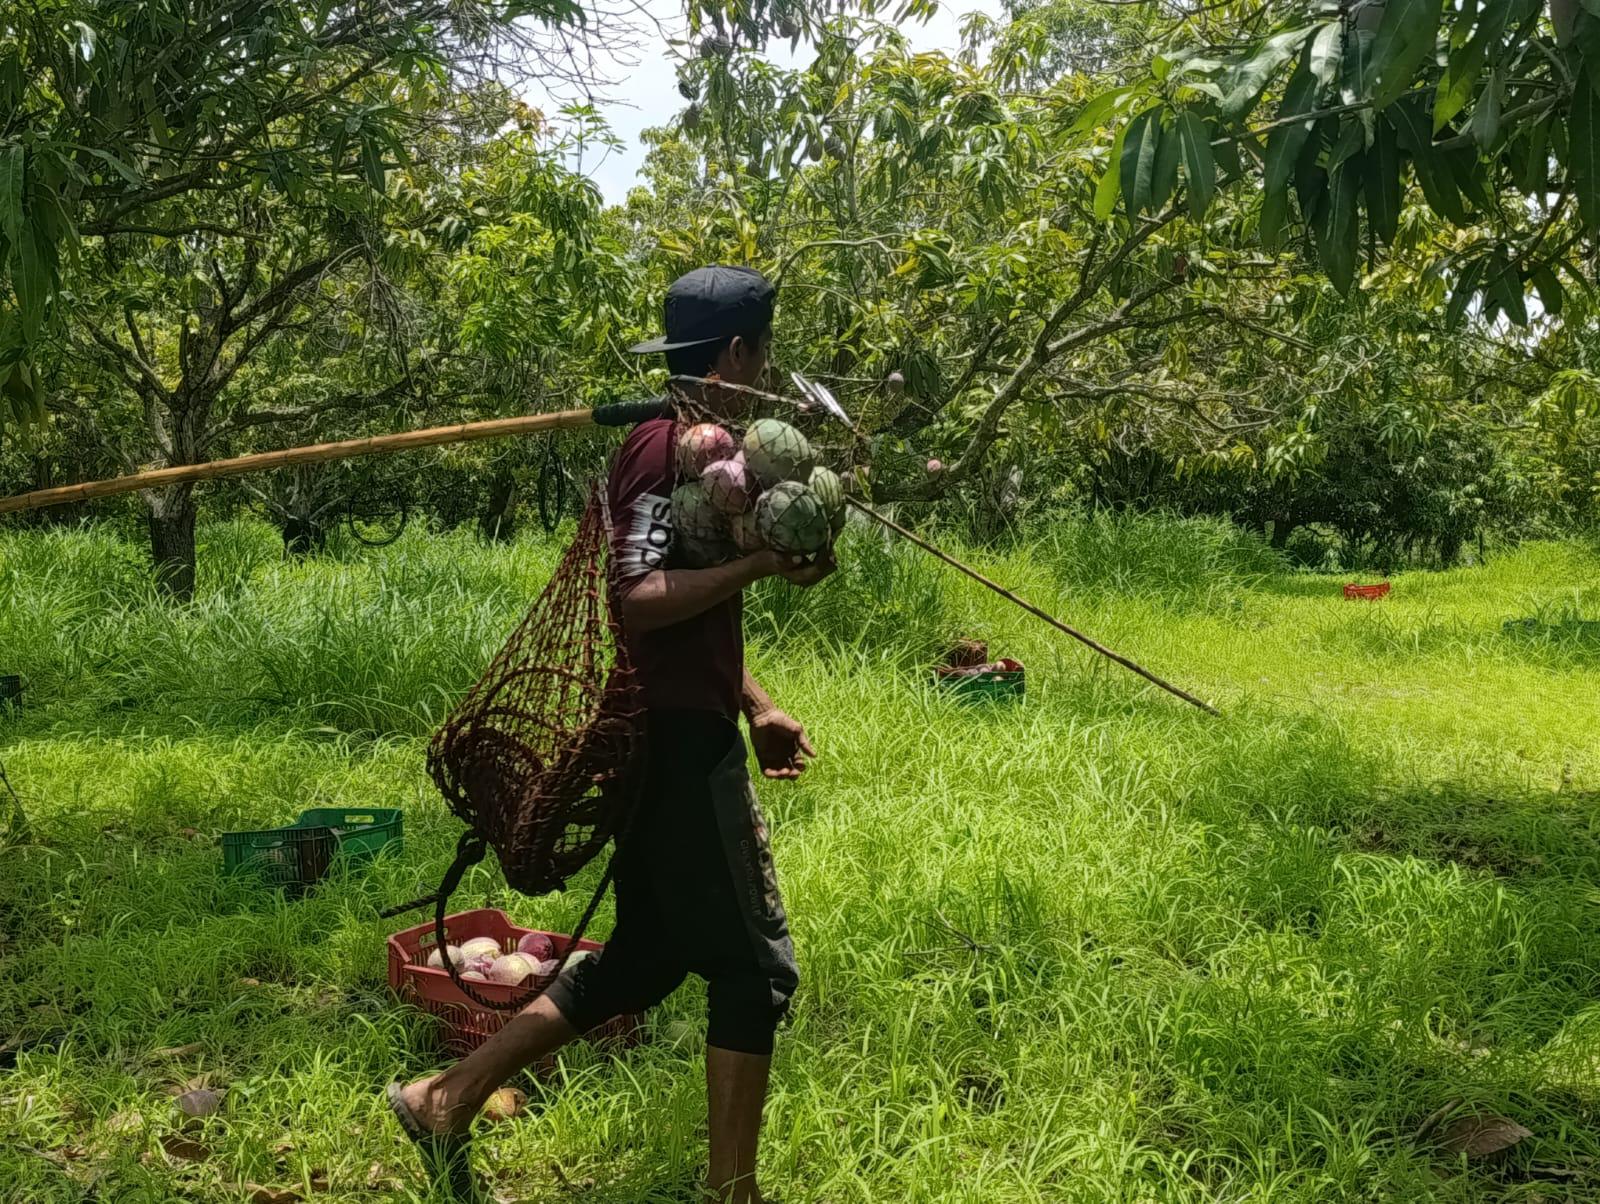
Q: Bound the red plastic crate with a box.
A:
[387,908,643,1056]
[1343,582,1391,601]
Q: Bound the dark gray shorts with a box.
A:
[545,710,798,1054]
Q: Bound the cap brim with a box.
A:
[626,334,723,354]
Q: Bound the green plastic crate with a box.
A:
[934,659,1025,703]
[222,807,403,893]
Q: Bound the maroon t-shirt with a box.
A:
[608,416,744,719]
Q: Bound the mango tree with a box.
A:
[639,24,1334,508]
[1072,1,1592,320]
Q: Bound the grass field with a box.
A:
[3,514,1599,1202]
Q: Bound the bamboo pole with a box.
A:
[1,395,1221,717]
[847,499,1221,716]
[0,401,665,516]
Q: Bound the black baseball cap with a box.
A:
[628,265,775,354]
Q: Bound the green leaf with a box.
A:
[1469,71,1502,149]
[1070,86,1131,135]
[1327,117,1366,173]
[1120,107,1159,217]
[1341,26,1376,107]
[1444,143,1492,212]
[1214,133,1244,181]
[362,135,386,193]
[1094,122,1126,221]
[1488,255,1527,326]
[1308,21,1343,92]
[15,220,52,341]
[1391,94,1468,222]
[1314,158,1360,295]
[1519,112,1550,193]
[1364,116,1401,245]
[75,145,142,186]
[1368,0,1442,110]
[0,144,22,245]
[1570,65,1600,232]
[1176,110,1215,219]
[1218,26,1317,121]
[1433,0,1511,132]
[1151,116,1180,211]
[1260,184,1289,249]
[138,77,171,148]
[1261,49,1318,247]
[1530,263,1564,316]
[330,124,348,179]
[1445,256,1485,329]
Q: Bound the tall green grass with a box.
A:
[3,515,1599,1202]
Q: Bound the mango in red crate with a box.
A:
[516,931,555,961]
[459,936,502,963]
[425,944,464,970]
[487,952,540,986]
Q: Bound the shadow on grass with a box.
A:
[1349,783,1600,882]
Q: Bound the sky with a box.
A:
[524,0,1006,205]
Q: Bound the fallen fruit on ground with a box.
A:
[484,1087,525,1122]
[175,1088,222,1119]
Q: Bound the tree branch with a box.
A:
[225,252,349,333]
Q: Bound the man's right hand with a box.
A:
[761,548,836,588]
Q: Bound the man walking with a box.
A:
[391,265,832,1203]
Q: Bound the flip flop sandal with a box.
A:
[386,1082,481,1202]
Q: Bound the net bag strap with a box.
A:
[428,792,644,1013]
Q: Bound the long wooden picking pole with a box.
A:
[848,499,1221,716]
[0,400,1219,716]
[0,400,666,516]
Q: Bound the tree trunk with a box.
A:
[480,471,518,542]
[1269,519,1296,550]
[1438,531,1463,568]
[281,515,327,557]
[146,484,198,600]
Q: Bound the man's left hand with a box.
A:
[747,708,816,779]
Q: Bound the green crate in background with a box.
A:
[934,662,1025,703]
[222,807,403,893]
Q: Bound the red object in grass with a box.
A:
[387,908,642,1056]
[1343,582,1391,601]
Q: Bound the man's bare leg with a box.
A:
[704,1046,772,1204]
[398,995,578,1134]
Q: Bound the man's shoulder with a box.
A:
[604,413,668,509]
[610,415,674,494]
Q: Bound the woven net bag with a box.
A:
[428,485,641,894]
[414,485,642,1009]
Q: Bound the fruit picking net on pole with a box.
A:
[418,484,642,1010]
[663,378,857,567]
